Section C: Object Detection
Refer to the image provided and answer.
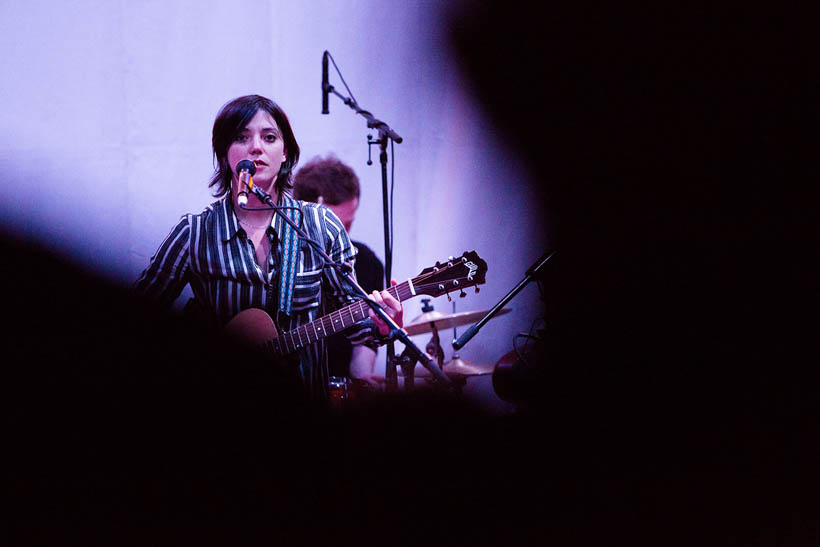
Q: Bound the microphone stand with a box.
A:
[323,53,405,390]
[243,185,451,388]
[452,250,556,351]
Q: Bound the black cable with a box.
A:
[326,51,358,106]
[513,317,546,367]
[239,204,306,229]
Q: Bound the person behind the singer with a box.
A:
[293,155,386,389]
[133,94,402,401]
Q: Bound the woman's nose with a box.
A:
[249,134,263,153]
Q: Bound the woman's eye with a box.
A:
[265,134,277,142]
[234,135,248,143]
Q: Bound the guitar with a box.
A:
[224,251,487,356]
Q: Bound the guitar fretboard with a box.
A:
[275,281,415,355]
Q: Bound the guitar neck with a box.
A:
[276,281,413,355]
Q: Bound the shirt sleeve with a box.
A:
[133,216,191,309]
[318,206,383,347]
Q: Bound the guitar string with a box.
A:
[282,281,408,353]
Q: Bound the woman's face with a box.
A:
[227,109,287,198]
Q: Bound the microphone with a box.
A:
[322,50,330,114]
[236,159,257,207]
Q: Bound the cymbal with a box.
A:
[441,356,495,376]
[399,356,495,378]
[404,308,511,336]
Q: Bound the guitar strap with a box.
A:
[276,195,301,316]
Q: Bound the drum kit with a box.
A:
[328,300,507,406]
[328,299,516,406]
[397,298,511,387]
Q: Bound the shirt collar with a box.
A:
[220,197,243,243]
[221,193,298,243]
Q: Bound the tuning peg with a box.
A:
[475,287,480,294]
[446,292,452,302]
[459,289,466,298]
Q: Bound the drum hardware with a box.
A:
[328,376,350,409]
[328,375,385,410]
[399,299,444,390]
[398,300,506,391]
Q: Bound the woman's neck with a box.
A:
[234,190,278,228]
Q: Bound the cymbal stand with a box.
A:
[397,299,474,393]
[450,300,463,364]
[427,322,466,394]
[398,303,445,391]
[427,322,446,370]
[398,321,465,394]
[446,302,468,394]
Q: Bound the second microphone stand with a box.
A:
[324,55,405,390]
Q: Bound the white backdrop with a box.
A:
[0,0,548,412]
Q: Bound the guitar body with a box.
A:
[224,307,280,348]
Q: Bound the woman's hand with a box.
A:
[368,279,403,336]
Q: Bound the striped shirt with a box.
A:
[134,193,375,400]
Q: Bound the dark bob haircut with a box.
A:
[208,95,301,198]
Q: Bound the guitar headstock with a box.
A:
[411,250,487,299]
